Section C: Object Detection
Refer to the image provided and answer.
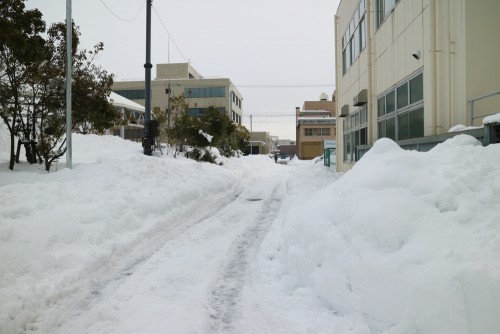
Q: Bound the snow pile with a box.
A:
[1,125,500,334]
[0,133,259,333]
[448,124,482,132]
[269,136,500,333]
[483,112,500,124]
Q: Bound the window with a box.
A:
[386,90,395,113]
[185,87,225,98]
[343,106,368,162]
[377,0,400,28]
[188,107,226,116]
[397,82,408,109]
[378,96,386,117]
[410,73,423,104]
[114,89,146,100]
[342,0,367,75]
[305,128,331,136]
[377,71,424,140]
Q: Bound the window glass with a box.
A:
[360,127,367,145]
[410,73,423,104]
[346,44,351,71]
[378,96,385,117]
[342,50,347,74]
[398,112,409,140]
[360,107,367,124]
[355,8,360,26]
[355,112,360,128]
[378,121,386,138]
[386,117,396,140]
[360,18,367,50]
[384,0,396,16]
[360,0,366,14]
[397,82,408,109]
[349,20,355,36]
[409,107,424,138]
[352,27,360,60]
[386,90,395,113]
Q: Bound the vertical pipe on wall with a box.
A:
[334,14,340,169]
[430,0,438,135]
[447,0,453,127]
[366,0,374,145]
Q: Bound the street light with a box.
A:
[66,0,72,169]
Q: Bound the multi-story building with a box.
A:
[335,0,500,171]
[247,131,274,155]
[112,63,243,128]
[295,93,337,159]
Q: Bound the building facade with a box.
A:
[335,0,500,171]
[112,63,243,127]
[247,131,274,155]
[296,94,337,160]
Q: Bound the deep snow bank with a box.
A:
[275,135,500,333]
[0,133,274,333]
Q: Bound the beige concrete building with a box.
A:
[296,94,337,159]
[247,131,274,155]
[335,0,500,171]
[112,63,243,127]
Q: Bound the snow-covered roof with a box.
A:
[483,112,500,125]
[108,92,145,113]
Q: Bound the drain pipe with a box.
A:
[430,0,438,135]
[366,0,374,144]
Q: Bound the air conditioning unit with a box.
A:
[340,104,349,117]
[353,89,368,106]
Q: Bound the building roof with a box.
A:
[108,92,145,113]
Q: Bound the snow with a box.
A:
[199,129,213,143]
[483,112,500,124]
[448,124,482,132]
[1,124,500,334]
[108,92,144,112]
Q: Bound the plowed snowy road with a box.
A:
[26,159,337,334]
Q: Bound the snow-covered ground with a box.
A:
[1,123,500,333]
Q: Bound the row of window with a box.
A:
[377,72,424,141]
[231,110,241,124]
[114,89,145,100]
[231,92,242,109]
[378,73,423,118]
[185,87,225,99]
[343,106,368,161]
[304,128,331,136]
[343,72,424,162]
[378,107,424,141]
[342,0,367,74]
[187,107,226,117]
[376,0,400,28]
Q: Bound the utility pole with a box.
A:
[143,0,154,155]
[250,114,253,155]
[66,0,72,168]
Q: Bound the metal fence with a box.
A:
[356,125,496,161]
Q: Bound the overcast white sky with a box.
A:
[26,0,341,140]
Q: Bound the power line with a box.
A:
[237,84,334,88]
[100,0,145,22]
[152,5,188,63]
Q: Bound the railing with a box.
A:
[469,90,500,126]
[356,127,486,161]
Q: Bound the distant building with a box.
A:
[295,93,337,159]
[112,63,243,129]
[246,131,273,155]
[335,0,500,172]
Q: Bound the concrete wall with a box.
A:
[112,64,243,127]
[335,0,500,172]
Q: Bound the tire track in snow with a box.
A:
[207,183,285,333]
